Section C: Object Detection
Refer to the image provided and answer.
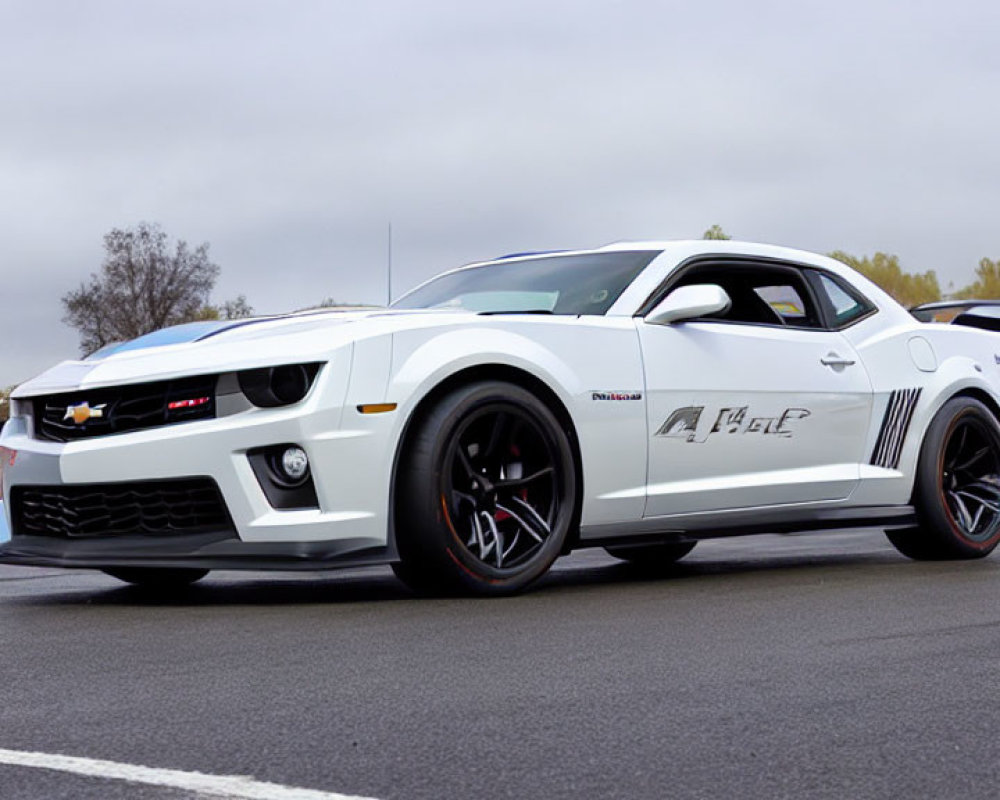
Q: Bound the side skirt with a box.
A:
[578,505,917,549]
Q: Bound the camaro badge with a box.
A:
[592,391,642,401]
[63,402,107,424]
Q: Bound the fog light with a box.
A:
[280,446,309,482]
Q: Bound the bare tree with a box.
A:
[62,223,221,356]
[219,294,254,320]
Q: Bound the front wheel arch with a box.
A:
[387,364,584,558]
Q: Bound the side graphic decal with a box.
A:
[870,388,921,469]
[656,405,811,443]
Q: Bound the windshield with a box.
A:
[392,250,660,315]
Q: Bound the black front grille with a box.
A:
[11,479,232,539]
[33,374,219,442]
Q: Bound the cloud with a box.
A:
[2,0,1000,383]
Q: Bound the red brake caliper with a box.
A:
[495,444,522,522]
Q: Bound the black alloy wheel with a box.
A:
[445,405,560,570]
[394,381,577,595]
[939,414,1000,542]
[887,396,1000,560]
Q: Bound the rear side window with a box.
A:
[814,273,874,328]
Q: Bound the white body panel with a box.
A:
[639,321,872,515]
[4,239,1000,568]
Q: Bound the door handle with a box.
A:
[820,352,856,368]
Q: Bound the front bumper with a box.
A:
[0,349,402,569]
[0,531,390,571]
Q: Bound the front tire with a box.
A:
[102,568,209,588]
[394,381,577,596]
[887,397,1000,560]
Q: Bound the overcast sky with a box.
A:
[2,0,999,386]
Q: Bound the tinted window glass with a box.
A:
[393,251,659,315]
[817,273,873,327]
[668,262,822,327]
[754,285,809,322]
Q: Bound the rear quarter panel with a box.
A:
[843,313,1000,505]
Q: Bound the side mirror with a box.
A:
[645,284,731,325]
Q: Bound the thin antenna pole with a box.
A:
[387,221,393,306]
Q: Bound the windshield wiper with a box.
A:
[477,309,554,315]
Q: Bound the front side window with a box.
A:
[666,262,823,328]
[393,251,660,315]
[754,284,811,324]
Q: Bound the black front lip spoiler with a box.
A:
[0,532,391,572]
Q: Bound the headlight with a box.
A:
[237,363,322,408]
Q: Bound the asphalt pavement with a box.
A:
[2,530,999,799]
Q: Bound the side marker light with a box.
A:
[357,403,398,414]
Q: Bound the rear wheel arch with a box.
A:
[906,386,1000,503]
[889,393,1000,559]
[387,364,584,558]
[951,386,1000,421]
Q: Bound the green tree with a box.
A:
[829,251,941,307]
[953,258,1000,299]
[0,385,12,423]
[702,224,731,240]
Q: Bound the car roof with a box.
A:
[398,240,908,320]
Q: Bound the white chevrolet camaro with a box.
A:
[3,240,1000,594]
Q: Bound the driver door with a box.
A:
[639,260,874,518]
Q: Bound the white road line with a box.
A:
[0,748,379,800]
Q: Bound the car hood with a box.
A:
[13,308,472,397]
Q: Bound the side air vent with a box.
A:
[870,388,921,469]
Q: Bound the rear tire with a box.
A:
[887,397,1000,560]
[394,381,577,596]
[605,541,696,566]
[102,568,209,588]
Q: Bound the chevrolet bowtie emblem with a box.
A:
[64,402,107,425]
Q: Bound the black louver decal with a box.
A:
[870,388,921,469]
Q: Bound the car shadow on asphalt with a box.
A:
[1,544,951,608]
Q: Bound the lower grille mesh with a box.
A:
[12,479,232,539]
